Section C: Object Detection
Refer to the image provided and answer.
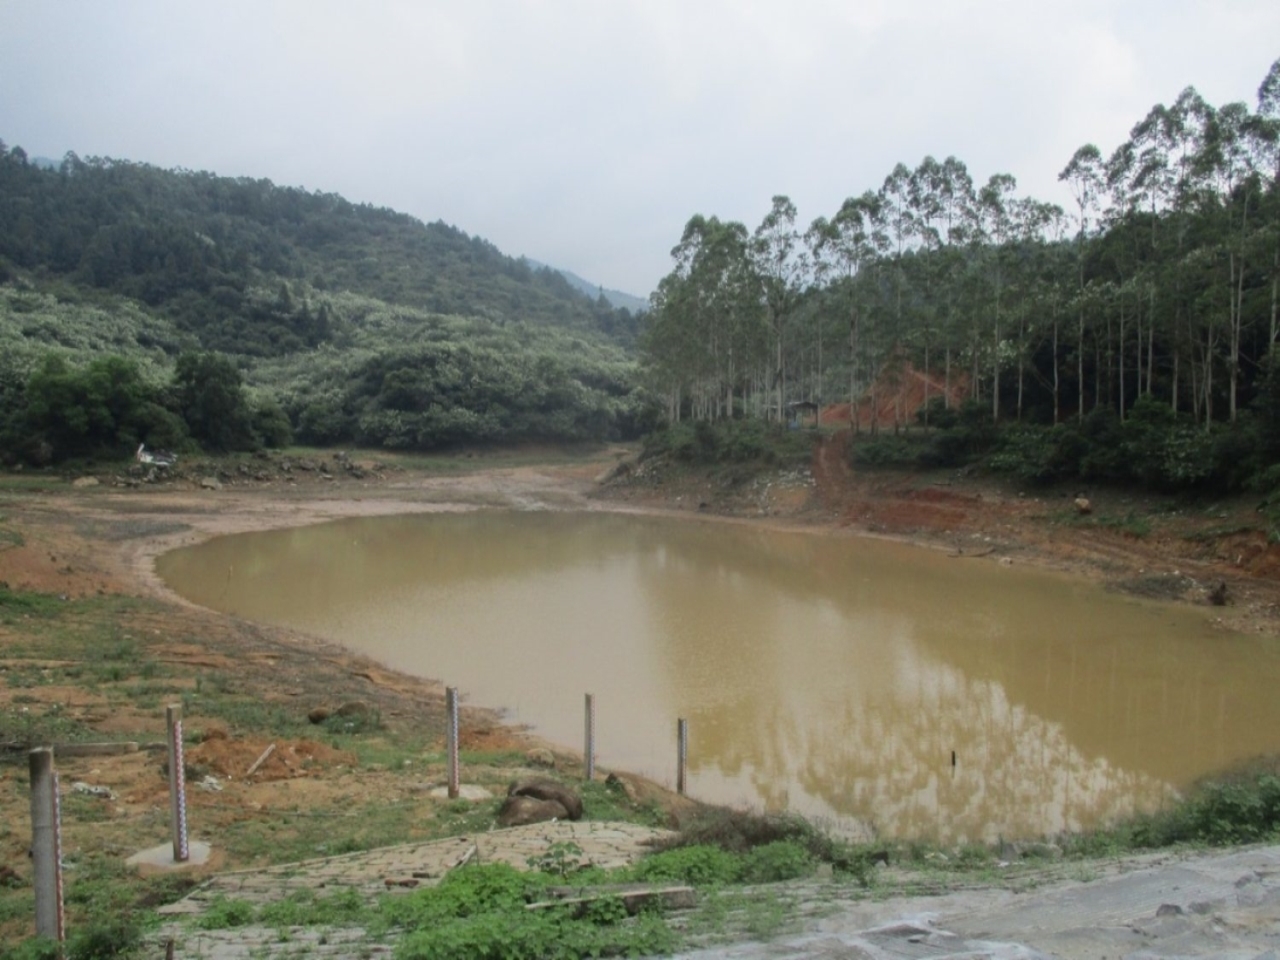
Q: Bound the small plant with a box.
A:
[526,840,585,879]
[197,895,257,929]
[738,841,815,883]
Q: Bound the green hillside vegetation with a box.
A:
[641,57,1280,513]
[0,143,650,462]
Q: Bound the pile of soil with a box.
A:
[184,733,356,783]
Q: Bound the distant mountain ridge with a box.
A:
[0,141,651,456]
[0,143,642,355]
[522,258,648,314]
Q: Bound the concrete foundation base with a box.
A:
[126,840,212,872]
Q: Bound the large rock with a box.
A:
[497,794,569,827]
[525,748,556,768]
[507,776,583,820]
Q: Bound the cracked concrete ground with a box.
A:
[677,844,1280,959]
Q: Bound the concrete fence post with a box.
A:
[676,718,688,796]
[446,686,460,799]
[584,693,596,781]
[166,704,189,862]
[28,747,64,943]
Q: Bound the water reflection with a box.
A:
[157,511,1280,841]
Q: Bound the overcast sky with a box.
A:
[2,2,1277,298]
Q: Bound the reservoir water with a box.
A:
[156,510,1280,842]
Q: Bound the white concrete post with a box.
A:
[166,704,189,862]
[676,718,688,795]
[584,693,595,781]
[29,747,64,943]
[446,686,460,799]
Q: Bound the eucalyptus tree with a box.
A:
[1257,58,1280,356]
[750,196,807,422]
[643,214,761,421]
[909,156,975,422]
[1163,87,1215,415]
[810,191,884,430]
[876,164,919,431]
[973,173,1019,422]
[1195,98,1266,423]
[1059,143,1106,420]
[1007,198,1061,421]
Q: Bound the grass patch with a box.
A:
[655,808,875,881]
[1064,768,1280,852]
[580,780,668,828]
[1052,508,1153,538]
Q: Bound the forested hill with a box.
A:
[0,142,653,462]
[0,145,641,354]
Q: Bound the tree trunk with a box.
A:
[1052,315,1060,425]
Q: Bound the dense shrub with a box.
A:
[988,424,1080,484]
[849,434,919,467]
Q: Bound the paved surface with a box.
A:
[676,845,1280,960]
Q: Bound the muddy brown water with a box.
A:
[157,511,1280,843]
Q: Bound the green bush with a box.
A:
[989,425,1073,484]
[919,399,997,468]
[738,841,815,883]
[385,863,676,960]
[850,434,918,467]
[629,845,742,886]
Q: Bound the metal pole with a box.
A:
[29,747,64,943]
[446,686,460,799]
[584,693,595,781]
[676,718,688,796]
[166,704,189,862]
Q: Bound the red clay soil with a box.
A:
[820,362,968,431]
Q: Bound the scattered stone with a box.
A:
[1188,898,1225,915]
[508,777,583,820]
[605,772,640,803]
[71,781,115,800]
[595,460,632,484]
[71,476,99,488]
[197,775,223,792]
[525,747,556,768]
[307,707,331,724]
[199,477,222,491]
[497,794,569,827]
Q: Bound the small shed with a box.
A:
[787,401,820,428]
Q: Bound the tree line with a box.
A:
[641,59,1280,491]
